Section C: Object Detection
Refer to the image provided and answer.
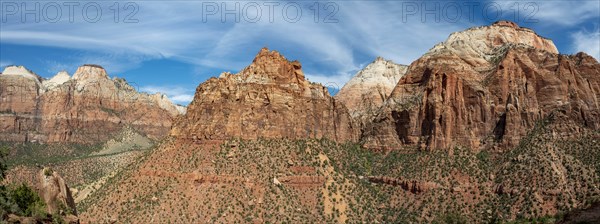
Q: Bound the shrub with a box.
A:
[0,146,8,180]
[44,168,54,176]
[9,183,47,217]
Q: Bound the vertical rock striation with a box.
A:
[0,65,185,143]
[171,48,358,142]
[363,21,600,151]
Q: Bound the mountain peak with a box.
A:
[171,48,357,143]
[43,71,71,89]
[358,57,407,79]
[492,20,520,29]
[238,48,307,88]
[335,57,407,117]
[72,64,109,81]
[427,21,558,63]
[251,47,288,66]
[1,65,42,82]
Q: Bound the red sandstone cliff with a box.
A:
[0,65,184,143]
[362,21,600,150]
[170,48,358,142]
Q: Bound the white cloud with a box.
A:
[337,1,465,65]
[140,85,195,105]
[493,1,600,27]
[572,29,600,61]
[44,53,148,75]
[0,1,481,87]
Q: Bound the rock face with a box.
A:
[363,21,600,150]
[427,20,558,67]
[335,57,407,121]
[38,168,77,216]
[171,48,358,142]
[366,176,439,194]
[0,65,184,143]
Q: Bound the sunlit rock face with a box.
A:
[171,48,359,143]
[335,57,407,127]
[363,21,600,151]
[0,65,184,143]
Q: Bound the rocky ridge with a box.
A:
[8,21,599,223]
[78,24,600,221]
[427,20,558,68]
[0,64,185,143]
[171,48,358,142]
[362,20,600,150]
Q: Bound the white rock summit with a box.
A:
[2,64,186,117]
[1,65,43,83]
[335,57,407,119]
[427,20,558,67]
[43,71,71,89]
[1,64,187,143]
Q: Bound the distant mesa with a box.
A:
[0,64,185,144]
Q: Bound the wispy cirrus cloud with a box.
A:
[0,1,464,85]
[493,1,600,27]
[2,0,597,91]
[140,85,195,105]
[530,1,599,27]
[572,29,600,61]
[44,52,150,75]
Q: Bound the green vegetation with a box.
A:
[14,111,595,223]
[44,168,54,176]
[100,107,122,116]
[0,109,16,115]
[0,183,47,218]
[0,145,52,221]
[0,142,104,167]
[0,146,7,180]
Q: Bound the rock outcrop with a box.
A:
[171,48,358,142]
[0,65,184,143]
[366,176,439,194]
[363,21,600,150]
[37,168,78,220]
[335,57,407,126]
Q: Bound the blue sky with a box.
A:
[1,0,599,105]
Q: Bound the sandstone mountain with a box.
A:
[10,21,600,223]
[78,35,600,223]
[0,65,185,143]
[335,57,407,127]
[171,48,358,142]
[363,20,600,151]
